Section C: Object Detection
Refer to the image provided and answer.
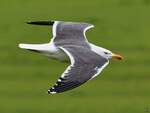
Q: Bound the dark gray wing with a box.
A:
[52,21,94,48]
[48,46,109,94]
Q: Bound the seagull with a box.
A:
[19,20,123,94]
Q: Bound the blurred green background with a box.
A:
[0,0,150,113]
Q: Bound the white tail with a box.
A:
[19,43,50,51]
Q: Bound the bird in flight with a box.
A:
[19,20,123,94]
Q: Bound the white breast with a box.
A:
[42,42,69,62]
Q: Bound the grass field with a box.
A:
[0,0,150,113]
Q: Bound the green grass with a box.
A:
[0,0,150,113]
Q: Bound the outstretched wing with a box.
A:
[26,20,94,48]
[52,21,94,47]
[48,46,109,94]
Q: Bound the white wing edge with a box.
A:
[49,21,59,44]
[59,47,75,64]
[52,21,59,38]
[59,47,75,78]
[47,47,75,94]
[83,24,94,35]
[90,61,109,80]
[83,25,94,42]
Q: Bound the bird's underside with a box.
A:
[19,20,111,94]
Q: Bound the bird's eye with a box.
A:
[104,52,109,54]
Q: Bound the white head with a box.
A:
[90,44,123,60]
[99,47,123,60]
[97,47,114,59]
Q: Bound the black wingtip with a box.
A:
[47,89,57,94]
[26,21,54,26]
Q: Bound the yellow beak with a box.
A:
[112,54,123,60]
